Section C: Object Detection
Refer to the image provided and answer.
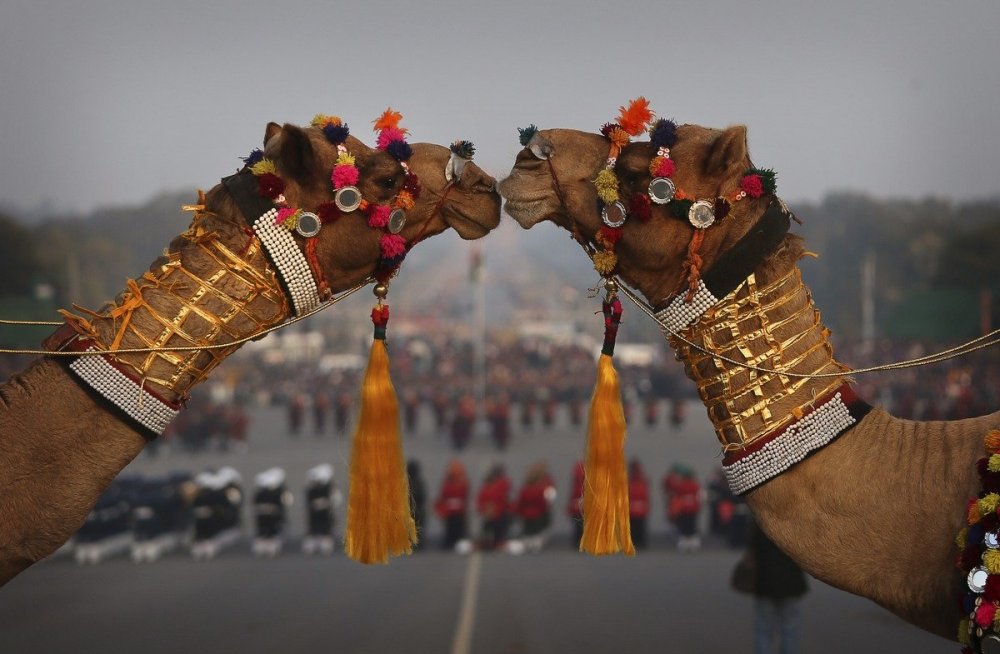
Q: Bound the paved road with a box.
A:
[0,405,957,653]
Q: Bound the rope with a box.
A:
[0,279,371,357]
[0,318,62,326]
[616,281,1000,379]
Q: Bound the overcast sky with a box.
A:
[1,0,999,214]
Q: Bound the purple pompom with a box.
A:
[323,123,350,144]
[242,148,264,167]
[649,119,678,149]
[386,140,413,162]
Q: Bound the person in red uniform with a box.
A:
[434,459,470,551]
[628,459,651,550]
[476,464,511,550]
[566,460,585,548]
[515,461,556,552]
[663,462,702,552]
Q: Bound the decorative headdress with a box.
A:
[245,110,424,564]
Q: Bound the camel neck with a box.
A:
[666,248,853,452]
[59,207,291,405]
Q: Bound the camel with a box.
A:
[0,114,500,584]
[498,112,998,642]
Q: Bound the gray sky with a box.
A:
[1,0,999,214]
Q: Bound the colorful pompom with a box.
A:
[368,204,391,229]
[744,167,777,194]
[971,498,984,525]
[250,159,278,176]
[242,148,265,167]
[715,198,732,220]
[518,124,538,147]
[403,172,422,200]
[740,174,765,198]
[957,526,969,549]
[275,207,300,230]
[607,127,631,151]
[618,97,654,137]
[592,250,618,275]
[979,493,1000,517]
[450,140,476,159]
[311,114,342,128]
[987,430,1000,454]
[650,156,676,179]
[374,108,406,133]
[386,139,413,162]
[596,226,624,249]
[317,202,340,224]
[332,163,360,189]
[395,190,415,211]
[629,193,652,223]
[377,128,408,151]
[649,119,678,149]
[323,123,350,144]
[257,173,285,199]
[336,151,356,167]
[989,454,1000,474]
[987,575,1000,603]
[986,549,1000,574]
[599,123,619,138]
[380,233,407,259]
[595,169,620,204]
[976,602,998,629]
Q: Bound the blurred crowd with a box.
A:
[71,456,751,562]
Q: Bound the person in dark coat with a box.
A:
[407,459,427,550]
[747,520,809,654]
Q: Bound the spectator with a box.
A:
[664,463,701,552]
[476,464,512,550]
[628,459,651,550]
[515,462,556,552]
[434,460,469,551]
[746,520,809,654]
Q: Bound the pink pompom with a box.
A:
[332,164,359,189]
[740,174,765,198]
[377,128,406,150]
[654,158,676,178]
[275,207,298,225]
[367,204,391,228]
[975,601,997,628]
[380,233,406,258]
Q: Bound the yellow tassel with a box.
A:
[580,353,635,555]
[344,307,416,564]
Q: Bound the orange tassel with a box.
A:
[344,299,417,564]
[580,291,634,555]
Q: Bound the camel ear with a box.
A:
[274,124,316,183]
[705,125,748,180]
[264,122,281,146]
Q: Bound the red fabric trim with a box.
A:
[62,337,182,410]
[722,383,861,465]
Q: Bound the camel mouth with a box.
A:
[444,193,502,240]
[497,172,556,229]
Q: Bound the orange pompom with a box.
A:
[986,429,1000,454]
[374,107,407,134]
[618,97,654,137]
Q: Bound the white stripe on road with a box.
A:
[450,551,482,654]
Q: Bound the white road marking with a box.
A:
[450,551,483,654]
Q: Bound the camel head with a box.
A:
[227,111,500,295]
[499,99,776,307]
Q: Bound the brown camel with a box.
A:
[499,118,997,641]
[0,116,500,584]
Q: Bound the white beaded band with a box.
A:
[722,390,861,495]
[654,279,719,335]
[252,209,321,316]
[69,347,180,436]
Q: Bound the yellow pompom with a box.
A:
[956,527,969,550]
[986,549,1000,574]
[987,429,1000,454]
[250,159,277,176]
[336,151,356,167]
[594,169,619,204]
[311,113,341,128]
[993,608,1000,632]
[593,250,617,276]
[959,618,971,646]
[979,493,1000,517]
[989,454,1000,473]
